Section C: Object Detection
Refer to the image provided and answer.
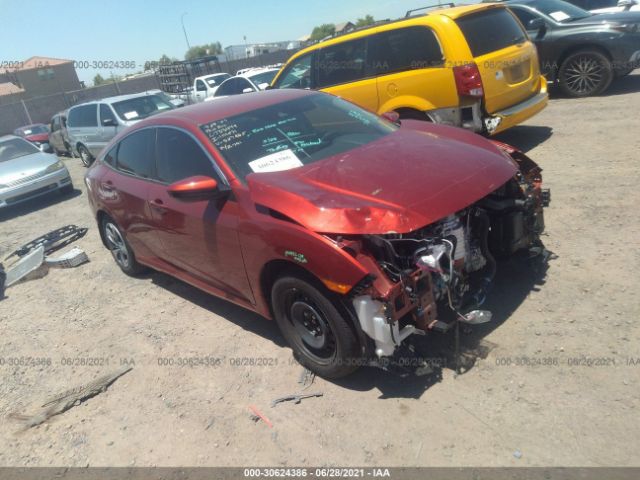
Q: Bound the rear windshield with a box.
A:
[200,93,395,181]
[111,95,173,121]
[17,125,48,136]
[456,8,527,58]
[0,137,39,162]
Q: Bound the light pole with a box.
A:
[181,12,191,50]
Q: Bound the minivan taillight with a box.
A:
[453,63,484,97]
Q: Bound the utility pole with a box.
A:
[181,13,191,50]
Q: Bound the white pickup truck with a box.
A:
[190,73,232,103]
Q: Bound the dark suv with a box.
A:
[503,0,640,96]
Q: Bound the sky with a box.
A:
[0,0,450,85]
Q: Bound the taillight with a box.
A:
[453,63,484,97]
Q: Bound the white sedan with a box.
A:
[205,68,280,101]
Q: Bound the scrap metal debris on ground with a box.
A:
[271,392,323,408]
[297,367,315,390]
[0,226,90,298]
[8,367,132,429]
[4,225,88,261]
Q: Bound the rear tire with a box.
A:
[558,50,613,97]
[100,216,147,276]
[271,275,361,378]
[77,145,94,167]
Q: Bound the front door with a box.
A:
[146,127,253,303]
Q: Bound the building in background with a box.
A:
[224,41,301,60]
[0,56,81,100]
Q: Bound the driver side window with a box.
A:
[155,127,219,184]
[100,104,117,125]
[196,80,206,92]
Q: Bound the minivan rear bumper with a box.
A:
[483,76,548,135]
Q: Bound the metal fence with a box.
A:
[0,49,299,136]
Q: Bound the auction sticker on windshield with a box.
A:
[549,11,570,21]
[248,149,303,173]
[123,111,139,120]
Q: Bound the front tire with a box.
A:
[558,50,613,97]
[100,217,147,276]
[77,145,94,167]
[271,275,361,378]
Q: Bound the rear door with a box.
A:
[49,116,62,152]
[99,129,158,260]
[372,25,458,114]
[454,6,542,114]
[146,127,253,302]
[67,104,100,155]
[317,37,379,112]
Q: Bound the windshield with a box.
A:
[0,137,40,162]
[532,0,592,22]
[200,93,396,181]
[206,74,231,87]
[111,95,174,121]
[16,125,48,136]
[248,70,278,87]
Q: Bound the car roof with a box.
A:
[285,3,505,62]
[240,68,279,78]
[132,88,315,128]
[69,91,165,109]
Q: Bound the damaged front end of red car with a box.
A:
[321,145,550,370]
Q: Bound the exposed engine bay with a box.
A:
[341,148,551,361]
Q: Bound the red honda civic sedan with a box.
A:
[85,89,550,378]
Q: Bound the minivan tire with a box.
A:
[100,217,147,276]
[271,275,361,378]
[78,145,94,167]
[558,50,613,98]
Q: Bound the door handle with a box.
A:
[150,198,168,214]
[101,180,115,192]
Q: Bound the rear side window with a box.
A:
[68,104,98,127]
[317,38,367,88]
[103,145,117,166]
[116,129,155,178]
[155,128,217,184]
[456,8,527,57]
[369,26,444,75]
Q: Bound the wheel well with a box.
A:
[96,210,109,248]
[395,107,432,121]
[555,44,613,79]
[259,259,371,356]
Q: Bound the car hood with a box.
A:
[0,151,60,184]
[570,11,640,24]
[247,122,517,235]
[24,133,49,142]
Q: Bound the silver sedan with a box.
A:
[0,135,73,209]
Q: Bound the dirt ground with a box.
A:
[1,73,639,468]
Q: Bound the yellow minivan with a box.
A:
[272,3,548,135]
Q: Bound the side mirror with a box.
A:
[381,111,400,124]
[102,118,116,127]
[242,87,255,94]
[167,176,227,202]
[528,18,545,31]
